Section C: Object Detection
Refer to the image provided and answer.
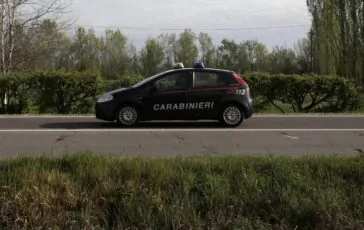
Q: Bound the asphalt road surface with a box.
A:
[0,115,364,158]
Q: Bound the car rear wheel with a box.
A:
[219,104,244,127]
[116,105,140,127]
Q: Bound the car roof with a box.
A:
[131,67,235,88]
[173,67,233,73]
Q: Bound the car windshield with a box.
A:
[132,70,173,88]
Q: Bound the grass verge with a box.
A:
[1,153,364,229]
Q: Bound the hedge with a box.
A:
[0,71,142,114]
[244,71,360,113]
[0,70,361,114]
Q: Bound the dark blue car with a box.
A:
[95,62,253,127]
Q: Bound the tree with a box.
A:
[157,32,177,69]
[139,37,165,76]
[0,0,72,74]
[241,40,269,71]
[198,32,216,66]
[294,38,312,73]
[215,39,240,71]
[69,27,101,73]
[100,29,131,79]
[306,0,364,85]
[268,45,300,74]
[174,29,198,66]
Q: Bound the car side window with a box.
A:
[154,72,191,91]
[194,71,228,88]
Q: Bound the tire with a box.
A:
[115,104,140,127]
[219,104,244,127]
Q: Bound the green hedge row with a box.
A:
[244,71,360,113]
[0,71,143,114]
[0,71,361,114]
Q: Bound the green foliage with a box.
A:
[13,20,319,81]
[5,16,364,87]
[99,72,144,92]
[0,71,361,114]
[306,0,364,84]
[0,153,364,229]
[0,71,101,114]
[244,71,359,113]
[0,73,34,114]
[30,71,101,114]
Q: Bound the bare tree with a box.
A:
[0,0,73,108]
[0,0,74,74]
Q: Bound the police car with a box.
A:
[95,62,253,127]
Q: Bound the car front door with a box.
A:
[141,70,193,120]
[186,70,231,119]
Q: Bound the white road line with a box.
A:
[284,134,299,139]
[0,128,364,132]
[0,115,94,118]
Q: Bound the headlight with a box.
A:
[97,94,113,103]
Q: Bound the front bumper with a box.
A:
[95,102,115,121]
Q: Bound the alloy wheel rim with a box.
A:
[223,106,241,125]
[119,106,138,125]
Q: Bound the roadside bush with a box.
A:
[99,72,144,92]
[244,71,359,113]
[0,70,361,114]
[0,73,34,114]
[30,71,101,114]
[0,153,363,229]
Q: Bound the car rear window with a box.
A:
[194,72,230,87]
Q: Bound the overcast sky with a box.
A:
[68,0,311,50]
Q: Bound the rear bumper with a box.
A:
[243,98,254,119]
[244,104,254,119]
[244,106,253,119]
[95,102,115,121]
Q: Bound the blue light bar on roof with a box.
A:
[193,62,205,68]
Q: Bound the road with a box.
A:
[0,115,364,158]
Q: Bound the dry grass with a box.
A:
[0,153,364,229]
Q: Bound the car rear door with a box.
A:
[186,69,233,119]
[141,70,193,120]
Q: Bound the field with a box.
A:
[1,152,364,229]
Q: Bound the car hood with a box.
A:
[107,87,131,95]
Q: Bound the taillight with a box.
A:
[232,72,248,86]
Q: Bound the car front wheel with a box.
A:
[219,104,244,127]
[116,105,140,127]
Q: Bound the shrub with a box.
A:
[0,73,34,114]
[243,71,359,113]
[0,71,361,114]
[30,71,101,114]
[99,73,144,93]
